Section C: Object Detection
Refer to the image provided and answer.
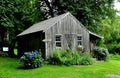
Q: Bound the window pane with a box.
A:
[55,35,62,47]
[78,41,82,45]
[77,36,82,40]
[56,36,61,41]
[56,42,61,47]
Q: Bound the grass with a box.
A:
[0,57,120,78]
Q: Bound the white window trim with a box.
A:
[77,34,82,46]
[55,34,62,48]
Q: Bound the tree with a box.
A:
[98,16,120,53]
[0,0,44,56]
[40,0,116,32]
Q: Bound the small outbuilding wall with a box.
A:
[44,13,90,58]
[17,31,45,58]
[17,12,102,58]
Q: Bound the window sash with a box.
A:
[56,42,61,47]
[77,35,82,45]
[77,41,82,45]
[56,36,61,41]
[55,35,62,47]
[77,36,82,40]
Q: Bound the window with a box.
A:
[55,35,62,47]
[56,35,61,41]
[77,35,82,45]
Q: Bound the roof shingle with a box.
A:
[17,12,102,39]
[18,12,69,36]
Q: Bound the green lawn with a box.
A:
[0,57,120,78]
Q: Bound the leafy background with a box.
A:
[0,0,120,55]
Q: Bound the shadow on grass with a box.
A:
[17,65,41,70]
[17,66,29,70]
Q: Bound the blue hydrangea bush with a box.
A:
[20,50,43,69]
[93,47,109,61]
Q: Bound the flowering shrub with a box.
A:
[20,50,43,69]
[93,47,109,61]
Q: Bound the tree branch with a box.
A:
[44,0,54,17]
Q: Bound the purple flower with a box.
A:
[20,50,42,69]
[33,50,39,55]
[29,53,33,59]
[33,52,37,56]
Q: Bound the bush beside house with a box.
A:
[19,47,109,69]
[48,49,94,65]
[20,50,43,69]
[92,47,109,61]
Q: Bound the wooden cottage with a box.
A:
[17,12,102,58]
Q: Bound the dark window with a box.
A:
[55,35,62,47]
[78,41,82,45]
[77,36,82,40]
[56,36,61,41]
[56,42,61,47]
[77,35,82,45]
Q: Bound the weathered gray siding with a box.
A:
[17,12,101,58]
[44,14,90,58]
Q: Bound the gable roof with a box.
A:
[17,13,69,36]
[17,12,102,39]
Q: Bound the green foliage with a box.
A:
[107,43,120,54]
[62,0,115,31]
[109,54,120,60]
[71,52,81,65]
[93,47,109,61]
[0,0,44,56]
[14,49,18,56]
[48,49,63,65]
[98,16,120,54]
[48,49,93,65]
[40,0,116,32]
[79,53,93,65]
[48,49,72,65]
[20,50,43,69]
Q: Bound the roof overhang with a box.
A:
[89,31,103,39]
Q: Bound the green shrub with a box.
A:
[109,54,120,60]
[48,49,93,65]
[93,47,109,61]
[48,49,73,65]
[71,51,81,65]
[20,50,43,69]
[48,49,63,65]
[107,43,120,54]
[79,53,93,65]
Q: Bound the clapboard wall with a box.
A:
[17,12,101,59]
[44,14,90,58]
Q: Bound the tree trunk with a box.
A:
[8,39,16,57]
